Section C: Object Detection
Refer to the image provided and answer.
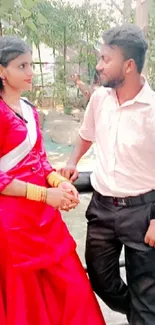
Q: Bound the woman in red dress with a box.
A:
[0,36,106,325]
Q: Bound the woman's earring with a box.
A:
[2,77,6,86]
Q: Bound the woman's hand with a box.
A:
[58,181,79,198]
[46,187,79,211]
[58,181,79,210]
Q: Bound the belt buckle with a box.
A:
[118,198,127,207]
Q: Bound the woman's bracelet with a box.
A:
[47,171,70,187]
[26,183,47,202]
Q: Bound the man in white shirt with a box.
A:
[60,24,155,325]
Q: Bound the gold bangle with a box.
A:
[26,183,47,202]
[47,172,70,188]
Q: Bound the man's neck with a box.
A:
[116,75,144,106]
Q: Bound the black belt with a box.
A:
[95,190,155,207]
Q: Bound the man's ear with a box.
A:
[125,59,135,74]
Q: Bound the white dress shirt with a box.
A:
[79,80,155,197]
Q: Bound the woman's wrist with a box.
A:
[26,183,47,202]
[47,171,70,188]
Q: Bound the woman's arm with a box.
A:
[1,178,27,197]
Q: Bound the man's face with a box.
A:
[96,44,126,89]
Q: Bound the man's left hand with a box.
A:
[144,220,155,247]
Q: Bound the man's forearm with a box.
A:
[67,135,92,166]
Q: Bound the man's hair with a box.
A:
[102,24,148,73]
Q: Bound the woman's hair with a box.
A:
[0,35,31,90]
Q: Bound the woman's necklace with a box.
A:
[1,97,28,123]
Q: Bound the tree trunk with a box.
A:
[77,44,85,98]
[63,25,67,108]
[136,0,149,36]
[86,21,91,83]
[135,0,150,75]
[37,43,44,106]
[52,35,56,108]
[0,21,2,36]
[63,25,67,85]
[37,43,44,89]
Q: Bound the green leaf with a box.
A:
[20,8,31,19]
[12,13,20,24]
[1,0,14,11]
[37,12,48,24]
[151,57,155,63]
[21,0,39,10]
[152,40,155,46]
[25,19,37,33]
[0,8,4,16]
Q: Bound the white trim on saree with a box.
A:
[0,100,37,172]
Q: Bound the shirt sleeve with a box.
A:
[79,91,96,142]
[33,108,55,178]
[0,108,14,192]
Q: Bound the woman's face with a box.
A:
[0,51,34,92]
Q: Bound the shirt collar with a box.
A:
[108,76,154,107]
[132,76,153,105]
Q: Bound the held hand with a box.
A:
[58,165,79,182]
[46,188,79,211]
[58,181,79,204]
[144,220,155,247]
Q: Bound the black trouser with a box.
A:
[85,191,155,325]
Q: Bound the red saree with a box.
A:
[0,99,106,325]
